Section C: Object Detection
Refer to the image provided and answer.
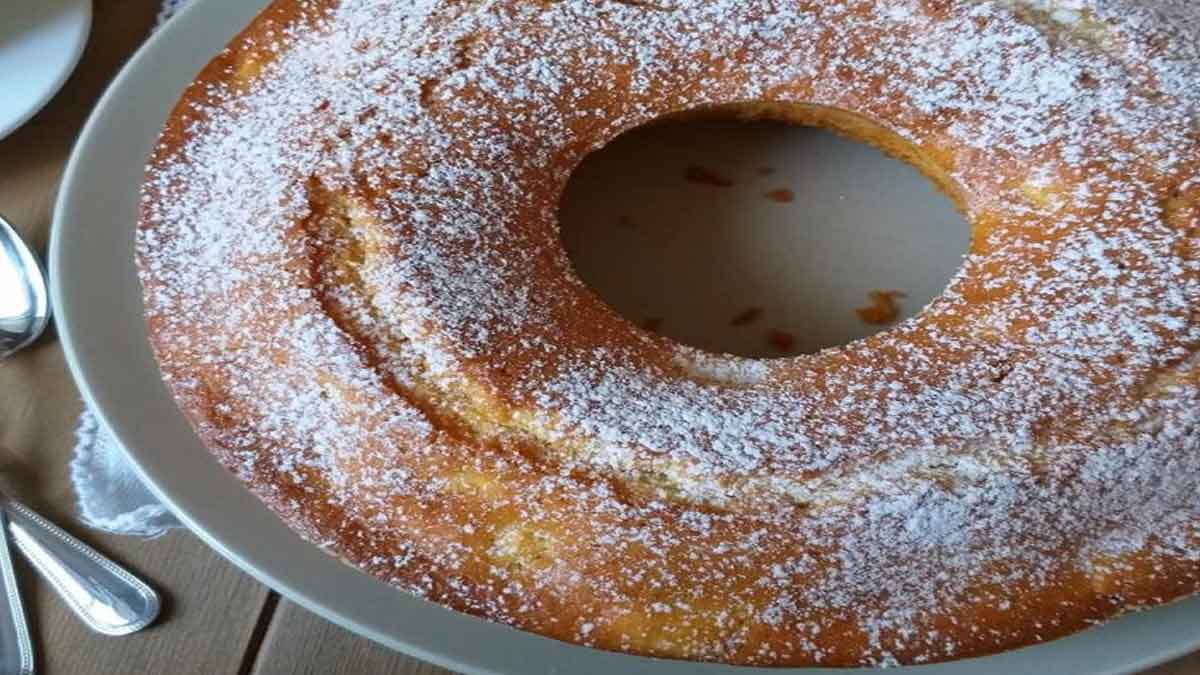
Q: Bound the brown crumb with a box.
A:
[684,166,735,187]
[730,307,764,327]
[641,317,664,332]
[855,290,906,325]
[767,329,796,351]
[617,214,637,228]
[757,166,776,176]
[765,188,795,203]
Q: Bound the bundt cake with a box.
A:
[137,0,1200,666]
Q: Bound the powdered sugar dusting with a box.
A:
[138,0,1200,666]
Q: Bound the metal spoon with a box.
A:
[0,213,160,635]
[0,213,50,359]
[0,508,33,675]
[3,496,160,636]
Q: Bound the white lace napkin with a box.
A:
[68,0,194,538]
[71,411,179,537]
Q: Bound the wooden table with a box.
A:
[0,3,1195,673]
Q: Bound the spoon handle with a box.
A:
[0,509,34,675]
[4,499,160,636]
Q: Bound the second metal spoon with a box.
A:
[0,508,33,675]
[3,496,160,636]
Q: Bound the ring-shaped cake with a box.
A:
[137,0,1200,665]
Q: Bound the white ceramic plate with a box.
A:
[0,0,91,140]
[49,1,1200,673]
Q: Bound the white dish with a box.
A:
[0,0,92,140]
[49,0,1200,673]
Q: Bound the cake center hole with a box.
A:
[558,117,970,358]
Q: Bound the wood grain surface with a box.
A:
[0,1,1194,673]
[250,601,452,675]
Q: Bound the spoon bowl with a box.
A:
[0,214,50,359]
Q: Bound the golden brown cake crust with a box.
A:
[138,0,1200,666]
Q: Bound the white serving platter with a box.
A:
[49,1,1200,673]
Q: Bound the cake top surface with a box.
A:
[138,0,1200,665]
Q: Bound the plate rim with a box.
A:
[47,0,1200,673]
[0,0,93,141]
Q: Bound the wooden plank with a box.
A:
[1146,652,1200,675]
[237,592,282,675]
[251,600,455,675]
[0,1,275,673]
